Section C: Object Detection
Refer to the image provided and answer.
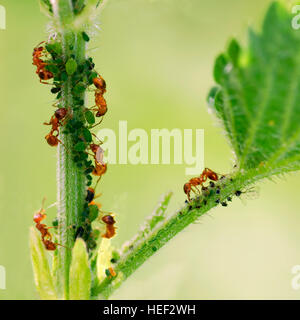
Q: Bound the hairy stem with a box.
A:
[51,0,87,299]
[92,167,278,299]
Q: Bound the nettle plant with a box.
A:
[30,0,300,300]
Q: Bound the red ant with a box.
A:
[33,199,65,251]
[32,41,53,84]
[184,168,219,202]
[101,215,116,239]
[44,108,67,147]
[105,267,117,278]
[88,76,107,118]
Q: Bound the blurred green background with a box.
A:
[1,0,300,299]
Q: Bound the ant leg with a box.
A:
[40,81,53,85]
[193,186,201,193]
[187,193,191,202]
[56,243,71,250]
[92,133,104,144]
[94,176,103,189]
[191,186,199,194]
[89,117,104,129]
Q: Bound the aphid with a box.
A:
[221,202,228,207]
[86,187,95,203]
[209,181,215,188]
[234,187,259,201]
[227,196,232,202]
[101,215,116,239]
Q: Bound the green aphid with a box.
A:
[82,31,90,42]
[74,141,87,152]
[76,162,83,168]
[85,160,93,167]
[93,229,101,241]
[78,64,85,73]
[85,168,93,175]
[111,251,120,263]
[89,72,98,84]
[61,71,68,81]
[79,152,89,161]
[45,64,60,74]
[52,218,59,227]
[82,127,93,142]
[85,110,96,125]
[72,82,86,95]
[89,205,99,222]
[65,58,78,75]
[45,42,63,56]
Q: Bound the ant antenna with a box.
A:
[46,202,57,210]
[41,197,47,210]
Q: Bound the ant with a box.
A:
[44,108,67,147]
[33,198,65,251]
[105,267,117,278]
[88,75,107,118]
[101,215,116,239]
[32,41,53,84]
[184,168,219,202]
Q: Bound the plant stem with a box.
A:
[92,167,275,299]
[51,0,87,299]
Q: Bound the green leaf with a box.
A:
[29,227,57,300]
[69,239,91,300]
[66,58,78,75]
[209,1,300,175]
[97,239,113,283]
